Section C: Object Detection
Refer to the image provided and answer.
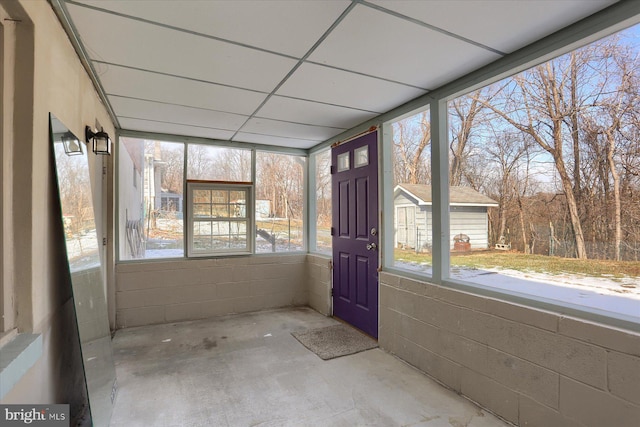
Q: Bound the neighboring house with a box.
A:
[160,191,183,215]
[394,184,499,251]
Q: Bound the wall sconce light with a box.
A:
[61,132,83,156]
[85,126,111,155]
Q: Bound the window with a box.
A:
[187,144,251,182]
[382,24,640,324]
[445,25,640,322]
[186,182,252,257]
[389,109,433,274]
[118,137,307,260]
[313,149,332,254]
[118,138,184,260]
[255,152,305,253]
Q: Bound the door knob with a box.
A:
[366,243,377,251]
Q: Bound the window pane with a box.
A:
[390,110,432,274]
[337,152,350,172]
[187,183,252,256]
[446,25,640,322]
[314,149,332,254]
[187,145,251,181]
[255,152,305,253]
[354,145,369,168]
[193,189,210,204]
[118,137,184,260]
[193,203,211,218]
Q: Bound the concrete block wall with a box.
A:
[379,272,640,427]
[306,254,332,316]
[115,255,307,328]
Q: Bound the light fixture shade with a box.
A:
[86,126,111,155]
[61,132,83,156]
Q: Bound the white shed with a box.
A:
[394,184,499,251]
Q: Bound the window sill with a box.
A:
[0,333,42,399]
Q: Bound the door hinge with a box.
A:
[330,165,335,175]
[102,166,107,175]
[330,227,335,236]
[103,237,107,246]
[330,288,334,297]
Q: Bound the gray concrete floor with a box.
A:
[110,307,509,427]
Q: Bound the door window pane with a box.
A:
[354,146,369,168]
[337,152,350,172]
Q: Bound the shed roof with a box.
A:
[394,184,498,207]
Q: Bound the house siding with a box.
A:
[450,206,491,249]
[394,192,491,250]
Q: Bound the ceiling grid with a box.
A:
[58,0,618,149]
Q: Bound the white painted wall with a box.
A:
[1,1,115,422]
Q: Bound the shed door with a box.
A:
[397,206,416,249]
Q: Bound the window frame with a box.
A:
[115,132,308,263]
[186,180,254,258]
[378,25,640,331]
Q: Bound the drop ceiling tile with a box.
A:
[241,118,343,142]
[97,64,267,116]
[257,96,378,129]
[109,96,248,131]
[277,63,427,113]
[368,0,618,54]
[76,0,351,58]
[308,4,501,89]
[233,132,318,149]
[119,118,236,141]
[67,3,297,92]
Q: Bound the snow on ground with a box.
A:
[65,231,101,272]
[397,260,640,322]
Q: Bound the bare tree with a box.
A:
[160,145,184,194]
[482,56,590,258]
[483,131,534,250]
[449,89,489,186]
[187,144,214,180]
[392,111,431,184]
[582,40,639,260]
[315,150,332,227]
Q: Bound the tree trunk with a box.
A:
[606,130,622,261]
[515,188,528,254]
[569,53,583,210]
[554,154,588,259]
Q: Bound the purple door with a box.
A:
[332,131,378,338]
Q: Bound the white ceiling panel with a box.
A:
[241,118,343,142]
[277,63,427,113]
[233,132,319,149]
[257,96,378,129]
[369,0,618,54]
[59,0,623,149]
[75,0,351,58]
[119,117,236,141]
[67,3,297,92]
[97,64,267,116]
[309,4,501,89]
[109,96,248,131]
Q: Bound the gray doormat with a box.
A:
[291,324,378,360]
